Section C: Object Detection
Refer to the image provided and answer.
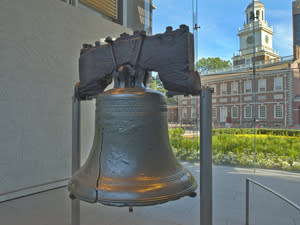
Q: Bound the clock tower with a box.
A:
[233,0,280,67]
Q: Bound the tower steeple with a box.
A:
[246,0,265,24]
[233,0,279,67]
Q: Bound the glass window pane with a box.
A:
[274,77,283,90]
[244,80,252,93]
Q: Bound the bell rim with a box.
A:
[97,182,198,207]
[101,87,164,96]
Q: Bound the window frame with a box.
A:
[220,83,227,95]
[182,107,187,119]
[232,106,239,118]
[258,105,266,119]
[231,82,238,95]
[274,104,283,119]
[258,79,266,92]
[244,80,252,94]
[191,107,196,119]
[274,77,283,91]
[244,105,252,118]
[212,107,217,118]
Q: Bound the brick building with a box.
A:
[201,59,300,128]
[173,0,300,129]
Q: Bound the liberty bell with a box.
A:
[69,27,200,207]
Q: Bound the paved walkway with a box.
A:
[1,163,300,225]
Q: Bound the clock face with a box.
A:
[247,36,254,44]
[265,35,269,44]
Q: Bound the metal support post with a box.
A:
[200,87,213,225]
[245,179,250,225]
[72,84,81,225]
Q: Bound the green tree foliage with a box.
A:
[152,74,178,104]
[152,74,166,93]
[196,57,232,73]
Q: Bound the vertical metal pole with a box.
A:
[246,179,250,225]
[72,84,80,225]
[200,87,213,225]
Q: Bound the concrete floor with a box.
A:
[1,163,300,225]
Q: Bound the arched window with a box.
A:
[250,11,254,21]
[256,10,260,19]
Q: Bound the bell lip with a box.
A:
[102,87,164,96]
[69,181,198,207]
[68,171,198,206]
[97,182,198,207]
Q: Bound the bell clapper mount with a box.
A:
[113,64,149,89]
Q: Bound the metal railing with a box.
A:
[0,178,69,203]
[245,178,300,225]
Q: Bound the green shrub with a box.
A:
[213,128,300,137]
[169,128,300,171]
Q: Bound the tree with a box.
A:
[196,57,232,73]
[152,74,166,94]
[152,74,178,104]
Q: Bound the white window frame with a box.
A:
[212,107,217,118]
[220,83,227,95]
[231,82,238,95]
[220,107,227,122]
[258,79,266,92]
[232,106,239,118]
[274,104,283,119]
[244,80,252,93]
[258,105,266,119]
[192,97,197,105]
[191,107,196,119]
[274,77,283,91]
[244,105,252,118]
[182,108,187,119]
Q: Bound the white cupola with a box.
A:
[232,0,280,67]
[246,0,265,24]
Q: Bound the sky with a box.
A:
[152,0,294,61]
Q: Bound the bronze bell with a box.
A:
[68,68,197,207]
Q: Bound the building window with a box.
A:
[244,106,252,118]
[182,108,187,119]
[244,80,252,93]
[231,82,238,95]
[191,107,196,119]
[250,11,254,21]
[274,104,283,119]
[220,83,227,95]
[258,79,266,92]
[192,97,197,105]
[274,77,283,91]
[212,107,217,118]
[232,106,239,118]
[256,10,260,19]
[258,105,266,119]
[220,107,227,122]
[211,85,217,95]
